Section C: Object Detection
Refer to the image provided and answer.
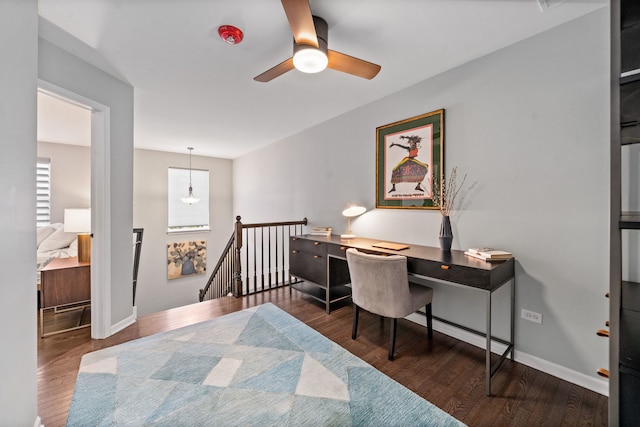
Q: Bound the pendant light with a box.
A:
[180,147,200,205]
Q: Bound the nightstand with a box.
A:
[40,257,91,337]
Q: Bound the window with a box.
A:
[37,157,51,227]
[167,167,210,233]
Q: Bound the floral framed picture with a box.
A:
[167,240,207,279]
[376,109,444,209]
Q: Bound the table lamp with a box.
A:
[64,208,91,263]
[341,204,366,239]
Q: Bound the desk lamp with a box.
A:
[64,208,91,263]
[341,204,366,239]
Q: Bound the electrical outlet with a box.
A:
[521,309,543,324]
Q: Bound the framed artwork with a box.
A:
[376,109,444,209]
[167,240,207,279]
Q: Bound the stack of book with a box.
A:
[309,226,332,236]
[464,247,513,262]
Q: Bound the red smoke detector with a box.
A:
[218,25,243,45]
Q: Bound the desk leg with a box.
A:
[485,278,516,396]
[486,290,492,396]
[511,278,515,361]
[326,258,331,314]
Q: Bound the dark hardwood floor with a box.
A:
[38,287,608,426]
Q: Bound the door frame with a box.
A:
[37,79,112,339]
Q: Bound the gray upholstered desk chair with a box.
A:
[346,248,434,360]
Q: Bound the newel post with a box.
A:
[233,216,243,297]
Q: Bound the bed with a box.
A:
[36,223,78,286]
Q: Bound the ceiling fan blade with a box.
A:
[281,0,318,47]
[327,50,381,80]
[254,57,295,82]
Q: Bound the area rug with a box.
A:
[67,303,466,426]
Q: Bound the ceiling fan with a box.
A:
[254,0,381,82]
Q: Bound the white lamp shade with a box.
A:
[341,204,366,239]
[180,195,200,205]
[64,209,91,233]
[342,205,367,218]
[293,46,328,73]
[180,187,200,205]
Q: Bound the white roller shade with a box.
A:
[168,167,210,232]
[36,157,51,227]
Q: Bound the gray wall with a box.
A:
[133,148,234,316]
[37,141,91,223]
[0,1,38,424]
[234,9,609,387]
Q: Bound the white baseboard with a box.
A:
[109,306,137,336]
[34,416,43,427]
[515,350,609,396]
[406,313,609,396]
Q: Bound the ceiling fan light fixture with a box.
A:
[293,45,328,73]
[253,7,381,82]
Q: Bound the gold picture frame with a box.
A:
[376,109,444,209]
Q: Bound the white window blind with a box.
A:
[37,157,51,227]
[168,167,210,232]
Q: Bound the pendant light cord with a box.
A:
[181,147,200,204]
[188,147,194,189]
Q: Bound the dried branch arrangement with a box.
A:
[432,166,467,216]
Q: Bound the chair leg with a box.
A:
[426,303,433,339]
[389,318,397,361]
[352,304,360,339]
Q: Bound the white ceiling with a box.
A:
[37,91,91,146]
[37,0,606,159]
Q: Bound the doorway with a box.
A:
[37,80,112,339]
[37,89,92,336]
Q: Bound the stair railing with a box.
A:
[198,231,237,301]
[199,216,307,301]
[132,228,144,305]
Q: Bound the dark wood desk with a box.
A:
[289,234,515,395]
[40,257,91,337]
